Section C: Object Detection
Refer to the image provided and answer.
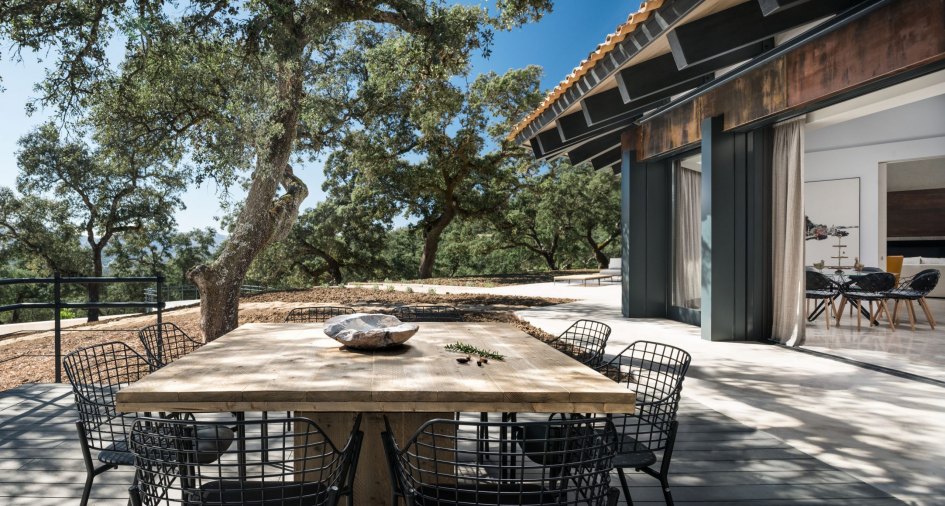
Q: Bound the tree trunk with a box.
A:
[418,207,456,279]
[188,57,308,341]
[87,247,103,322]
[541,252,558,271]
[585,229,609,269]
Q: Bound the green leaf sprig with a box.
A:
[444,341,505,361]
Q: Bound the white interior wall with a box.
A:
[804,94,945,267]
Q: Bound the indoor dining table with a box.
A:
[116,321,637,504]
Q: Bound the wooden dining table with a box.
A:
[116,321,637,504]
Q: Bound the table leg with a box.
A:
[296,411,451,506]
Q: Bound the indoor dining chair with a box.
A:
[888,269,940,330]
[836,272,897,330]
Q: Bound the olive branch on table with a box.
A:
[444,342,504,361]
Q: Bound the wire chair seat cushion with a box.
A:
[130,415,362,506]
[187,480,330,505]
[138,323,203,369]
[384,416,619,506]
[396,305,463,322]
[409,483,564,505]
[284,306,355,323]
[548,320,612,368]
[99,424,235,467]
[98,440,137,466]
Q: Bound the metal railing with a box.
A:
[143,282,272,303]
[0,273,164,383]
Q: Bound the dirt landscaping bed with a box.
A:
[0,286,565,391]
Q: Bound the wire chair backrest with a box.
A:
[63,342,151,452]
[805,270,836,291]
[284,306,355,323]
[848,272,897,293]
[909,269,941,294]
[385,416,618,506]
[397,305,463,322]
[551,320,612,368]
[130,415,362,506]
[598,341,691,452]
[138,323,202,369]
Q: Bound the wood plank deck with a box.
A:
[0,384,902,505]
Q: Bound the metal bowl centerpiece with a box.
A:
[322,313,419,350]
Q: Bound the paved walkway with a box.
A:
[0,384,901,505]
[0,300,199,340]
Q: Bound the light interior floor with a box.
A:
[804,297,945,382]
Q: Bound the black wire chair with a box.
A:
[285,306,356,323]
[63,342,154,506]
[888,269,940,330]
[383,416,620,506]
[129,414,363,506]
[63,342,236,506]
[596,341,691,506]
[805,271,841,329]
[397,305,463,322]
[547,320,612,368]
[139,322,203,370]
[836,272,897,330]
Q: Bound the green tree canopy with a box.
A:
[324,24,547,278]
[0,0,553,338]
[4,124,186,320]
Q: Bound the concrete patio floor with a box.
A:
[0,280,940,504]
[0,383,902,505]
[389,280,944,505]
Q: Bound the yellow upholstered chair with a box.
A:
[887,255,904,283]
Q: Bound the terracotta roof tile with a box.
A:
[509,0,664,140]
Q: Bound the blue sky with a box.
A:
[0,1,634,233]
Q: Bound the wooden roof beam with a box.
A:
[667,0,859,69]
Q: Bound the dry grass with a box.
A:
[393,270,599,287]
[0,286,565,391]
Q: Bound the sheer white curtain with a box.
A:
[673,162,701,310]
[771,117,806,345]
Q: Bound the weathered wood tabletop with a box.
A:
[116,321,636,504]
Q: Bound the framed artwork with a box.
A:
[805,177,860,269]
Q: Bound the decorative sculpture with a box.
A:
[323,313,419,350]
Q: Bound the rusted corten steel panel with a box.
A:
[709,58,787,130]
[633,0,945,161]
[786,0,945,109]
[638,99,703,157]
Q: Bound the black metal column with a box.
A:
[700,115,772,341]
[622,147,671,319]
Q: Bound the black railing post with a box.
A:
[156,273,164,365]
[54,272,62,383]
